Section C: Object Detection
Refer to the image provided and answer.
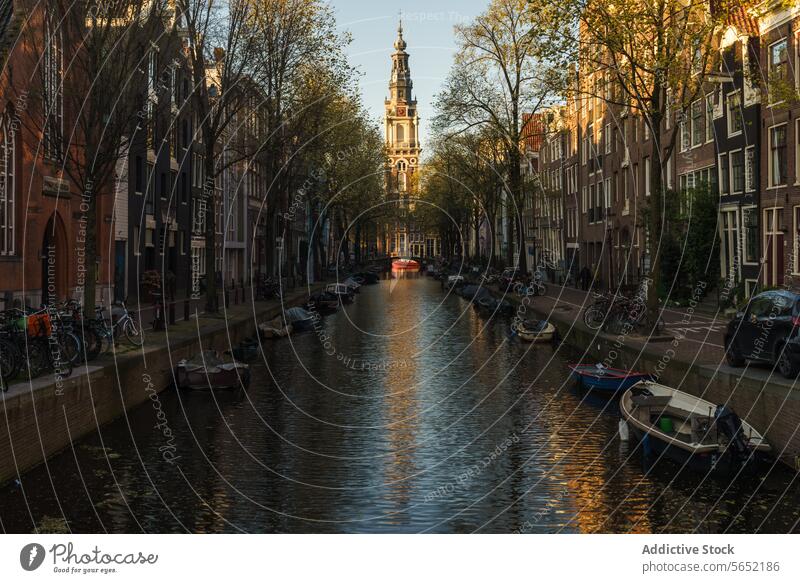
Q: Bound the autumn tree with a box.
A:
[435,0,564,273]
[553,0,735,315]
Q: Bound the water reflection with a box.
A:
[1,276,799,533]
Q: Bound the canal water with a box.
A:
[1,275,799,533]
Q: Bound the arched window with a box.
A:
[396,124,405,142]
[43,10,63,161]
[1,110,17,255]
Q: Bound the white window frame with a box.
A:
[727,90,743,137]
[718,152,729,195]
[769,37,789,107]
[745,145,756,192]
[742,205,759,266]
[729,148,744,195]
[769,122,788,188]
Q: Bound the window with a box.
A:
[719,153,729,195]
[680,115,690,152]
[581,186,587,214]
[794,206,800,272]
[43,11,63,161]
[770,38,789,91]
[666,153,673,189]
[727,91,743,136]
[604,123,611,154]
[705,94,714,142]
[0,112,16,255]
[644,157,651,196]
[133,226,141,256]
[691,100,704,147]
[731,150,744,194]
[745,146,756,192]
[743,206,758,264]
[770,124,788,186]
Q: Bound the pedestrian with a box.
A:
[580,266,590,291]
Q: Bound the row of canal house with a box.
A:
[0,1,306,309]
[529,3,800,302]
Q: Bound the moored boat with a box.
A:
[392,258,420,270]
[620,381,771,473]
[325,283,354,303]
[285,307,317,332]
[512,318,556,343]
[307,291,338,312]
[176,350,251,390]
[569,363,650,393]
[258,315,292,338]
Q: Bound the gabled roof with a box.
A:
[727,2,759,37]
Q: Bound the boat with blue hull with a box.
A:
[569,363,650,394]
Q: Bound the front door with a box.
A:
[720,208,739,285]
[764,207,784,288]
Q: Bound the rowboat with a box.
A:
[512,319,556,343]
[392,258,420,270]
[620,381,771,473]
[325,283,354,303]
[569,363,650,393]
[176,351,251,390]
[285,307,317,332]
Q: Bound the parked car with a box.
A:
[724,290,800,378]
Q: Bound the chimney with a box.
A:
[213,47,225,63]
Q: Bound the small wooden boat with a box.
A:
[353,271,379,284]
[445,275,464,289]
[325,283,354,303]
[620,381,771,473]
[176,351,250,390]
[343,277,362,293]
[285,307,317,332]
[512,318,556,343]
[258,316,292,338]
[307,291,338,312]
[569,363,650,393]
[392,258,420,270]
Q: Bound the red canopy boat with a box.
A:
[392,258,420,270]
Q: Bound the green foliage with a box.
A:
[657,185,720,301]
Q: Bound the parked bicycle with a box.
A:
[91,300,144,351]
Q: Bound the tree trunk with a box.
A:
[648,100,664,320]
[204,152,218,313]
[83,182,98,311]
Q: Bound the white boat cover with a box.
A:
[180,351,240,372]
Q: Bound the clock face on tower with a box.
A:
[397,107,406,116]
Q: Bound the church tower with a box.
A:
[384,19,436,258]
[385,18,421,197]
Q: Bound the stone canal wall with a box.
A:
[0,288,319,484]
[512,294,800,470]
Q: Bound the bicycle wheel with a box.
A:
[0,338,22,388]
[60,333,82,366]
[124,318,144,346]
[25,339,50,379]
[583,306,606,330]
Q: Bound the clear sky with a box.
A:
[328,1,488,150]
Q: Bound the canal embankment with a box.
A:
[0,285,325,484]
[487,285,800,470]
